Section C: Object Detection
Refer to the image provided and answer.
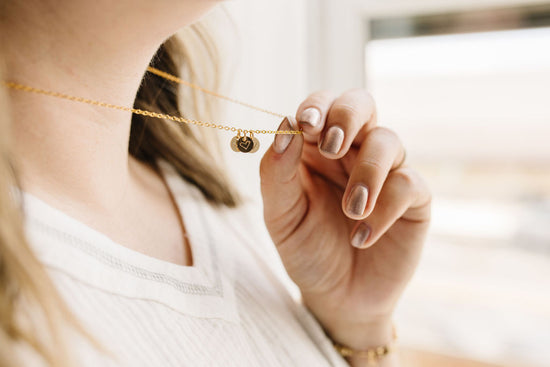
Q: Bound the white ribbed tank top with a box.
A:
[19,158,348,367]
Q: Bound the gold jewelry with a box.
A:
[147,67,285,119]
[331,324,397,366]
[2,68,302,154]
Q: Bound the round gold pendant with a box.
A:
[230,131,260,153]
[237,136,253,152]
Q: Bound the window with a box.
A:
[365,4,550,366]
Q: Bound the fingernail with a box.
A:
[346,184,369,217]
[351,222,371,249]
[273,116,296,154]
[320,125,344,155]
[299,107,321,127]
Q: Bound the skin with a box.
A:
[259,90,431,366]
[2,0,223,266]
[3,1,431,366]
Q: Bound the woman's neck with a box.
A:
[2,1,188,211]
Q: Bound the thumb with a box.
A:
[259,116,306,242]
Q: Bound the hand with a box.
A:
[259,89,431,352]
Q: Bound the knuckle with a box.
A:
[357,158,386,173]
[343,87,372,100]
[330,103,362,122]
[371,126,399,143]
[388,168,433,213]
[369,127,403,154]
[300,97,323,109]
[418,175,433,204]
[389,168,416,189]
[300,90,334,108]
[343,87,366,95]
[313,89,335,99]
[346,88,376,109]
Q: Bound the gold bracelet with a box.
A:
[331,324,397,366]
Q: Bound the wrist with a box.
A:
[323,316,394,351]
[326,319,398,367]
[302,292,396,349]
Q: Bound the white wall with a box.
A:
[211,0,308,209]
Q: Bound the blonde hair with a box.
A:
[0,7,242,366]
[133,15,243,208]
[0,59,78,367]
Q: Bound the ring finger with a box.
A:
[341,127,406,220]
[349,167,431,249]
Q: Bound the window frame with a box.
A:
[306,0,550,92]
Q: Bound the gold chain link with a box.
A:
[147,66,286,119]
[2,70,302,136]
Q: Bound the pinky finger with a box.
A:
[349,167,431,249]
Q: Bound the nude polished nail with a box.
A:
[351,222,371,249]
[346,184,369,217]
[320,125,344,154]
[299,107,321,127]
[273,116,296,154]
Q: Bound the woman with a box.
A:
[0,1,431,366]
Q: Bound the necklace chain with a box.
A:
[147,67,286,119]
[2,69,302,137]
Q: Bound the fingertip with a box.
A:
[350,222,372,249]
[342,183,369,219]
[318,125,345,158]
[296,108,324,144]
[273,117,295,155]
[298,107,321,128]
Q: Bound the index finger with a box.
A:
[295,90,336,143]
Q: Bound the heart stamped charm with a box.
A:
[230,130,260,153]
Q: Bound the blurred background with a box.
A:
[199,1,550,366]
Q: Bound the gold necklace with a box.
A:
[2,67,303,154]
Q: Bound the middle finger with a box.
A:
[318,88,377,159]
